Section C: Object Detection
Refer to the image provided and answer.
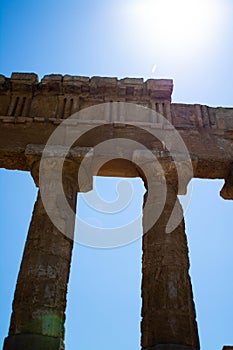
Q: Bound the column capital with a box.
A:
[132,149,197,195]
[25,144,93,192]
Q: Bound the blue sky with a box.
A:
[0,1,233,349]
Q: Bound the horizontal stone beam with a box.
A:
[0,114,232,180]
[0,74,232,189]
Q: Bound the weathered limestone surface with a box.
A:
[141,180,199,350]
[3,160,79,350]
[0,73,233,192]
[0,73,232,350]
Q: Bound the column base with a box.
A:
[143,345,198,350]
[3,334,63,350]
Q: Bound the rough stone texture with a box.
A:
[0,73,232,350]
[4,160,78,350]
[141,181,199,349]
[0,73,233,191]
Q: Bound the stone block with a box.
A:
[91,76,117,87]
[0,74,6,84]
[40,75,63,93]
[11,72,38,83]
[118,78,144,97]
[63,75,89,84]
[146,79,173,100]
[10,72,38,92]
[63,75,89,93]
[90,76,117,94]
[120,77,143,85]
[0,75,9,93]
[42,74,63,82]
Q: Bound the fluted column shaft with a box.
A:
[4,159,78,350]
[141,180,200,350]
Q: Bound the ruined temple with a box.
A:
[0,73,233,350]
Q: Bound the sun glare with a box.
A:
[131,0,226,58]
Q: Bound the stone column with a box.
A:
[3,159,79,350]
[141,179,200,350]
